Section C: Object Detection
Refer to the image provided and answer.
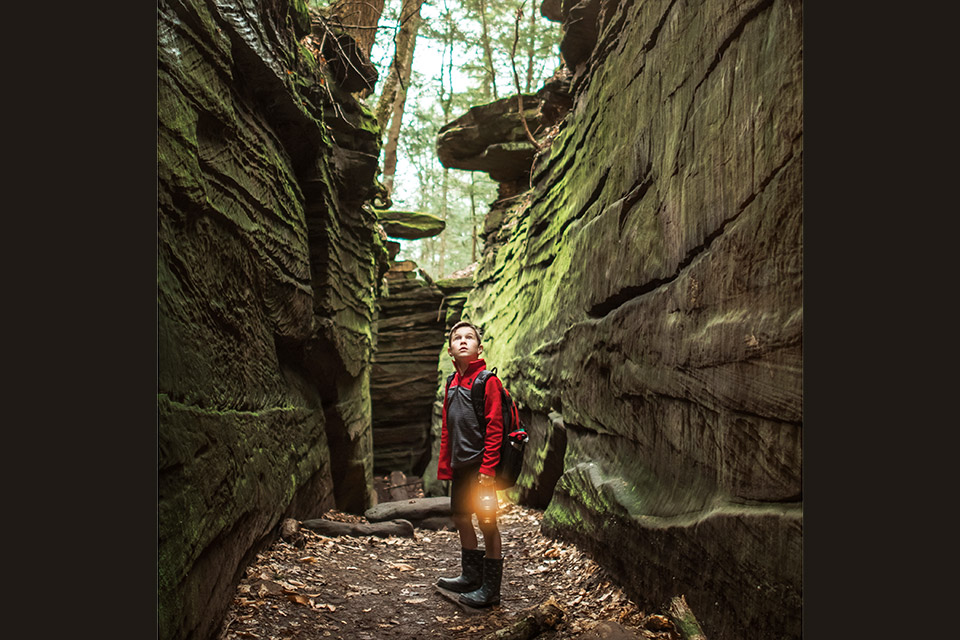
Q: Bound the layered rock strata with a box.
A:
[370,259,446,475]
[369,210,454,476]
[158,2,386,639]
[375,208,447,239]
[437,0,803,638]
[436,94,543,182]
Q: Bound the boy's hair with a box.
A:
[448,320,482,346]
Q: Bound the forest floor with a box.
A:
[217,499,688,640]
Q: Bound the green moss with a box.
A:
[353,99,382,137]
[375,209,446,240]
[297,41,317,68]
[288,0,312,39]
[543,498,587,530]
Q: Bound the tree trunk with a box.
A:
[439,166,448,277]
[525,2,536,93]
[479,598,565,639]
[374,0,423,129]
[478,0,498,100]
[435,11,456,279]
[380,74,409,193]
[470,174,477,263]
[324,0,385,59]
[376,0,423,194]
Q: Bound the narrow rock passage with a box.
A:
[218,503,683,639]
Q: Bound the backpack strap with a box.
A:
[470,370,494,427]
[443,372,455,409]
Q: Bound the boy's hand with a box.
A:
[478,474,495,486]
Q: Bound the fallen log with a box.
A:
[364,496,451,522]
[667,595,707,640]
[300,518,416,538]
[481,598,565,640]
[416,515,455,531]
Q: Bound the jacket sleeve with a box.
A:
[437,380,452,480]
[478,376,504,477]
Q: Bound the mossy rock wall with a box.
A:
[158,1,386,639]
[459,0,802,637]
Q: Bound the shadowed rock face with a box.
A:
[559,0,602,69]
[370,263,446,475]
[436,94,544,183]
[446,0,803,637]
[368,214,449,476]
[158,1,387,639]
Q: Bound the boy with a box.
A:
[435,320,505,607]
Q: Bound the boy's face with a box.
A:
[448,326,482,363]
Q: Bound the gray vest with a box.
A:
[446,383,485,469]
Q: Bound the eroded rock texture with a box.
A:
[370,259,446,475]
[437,93,543,184]
[158,1,386,639]
[376,208,446,239]
[442,0,803,637]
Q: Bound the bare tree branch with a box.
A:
[511,5,544,151]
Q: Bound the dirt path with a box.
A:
[218,503,681,640]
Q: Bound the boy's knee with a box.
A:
[452,514,472,528]
[478,521,499,536]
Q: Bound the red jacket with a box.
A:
[437,359,504,480]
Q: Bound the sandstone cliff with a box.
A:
[370,211,448,476]
[437,0,803,638]
[157,1,386,639]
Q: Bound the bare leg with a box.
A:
[454,514,478,550]
[478,521,501,559]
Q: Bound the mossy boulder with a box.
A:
[376,209,446,240]
[434,276,474,293]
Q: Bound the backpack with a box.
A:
[444,367,528,490]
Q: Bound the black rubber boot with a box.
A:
[437,548,485,593]
[459,556,503,607]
